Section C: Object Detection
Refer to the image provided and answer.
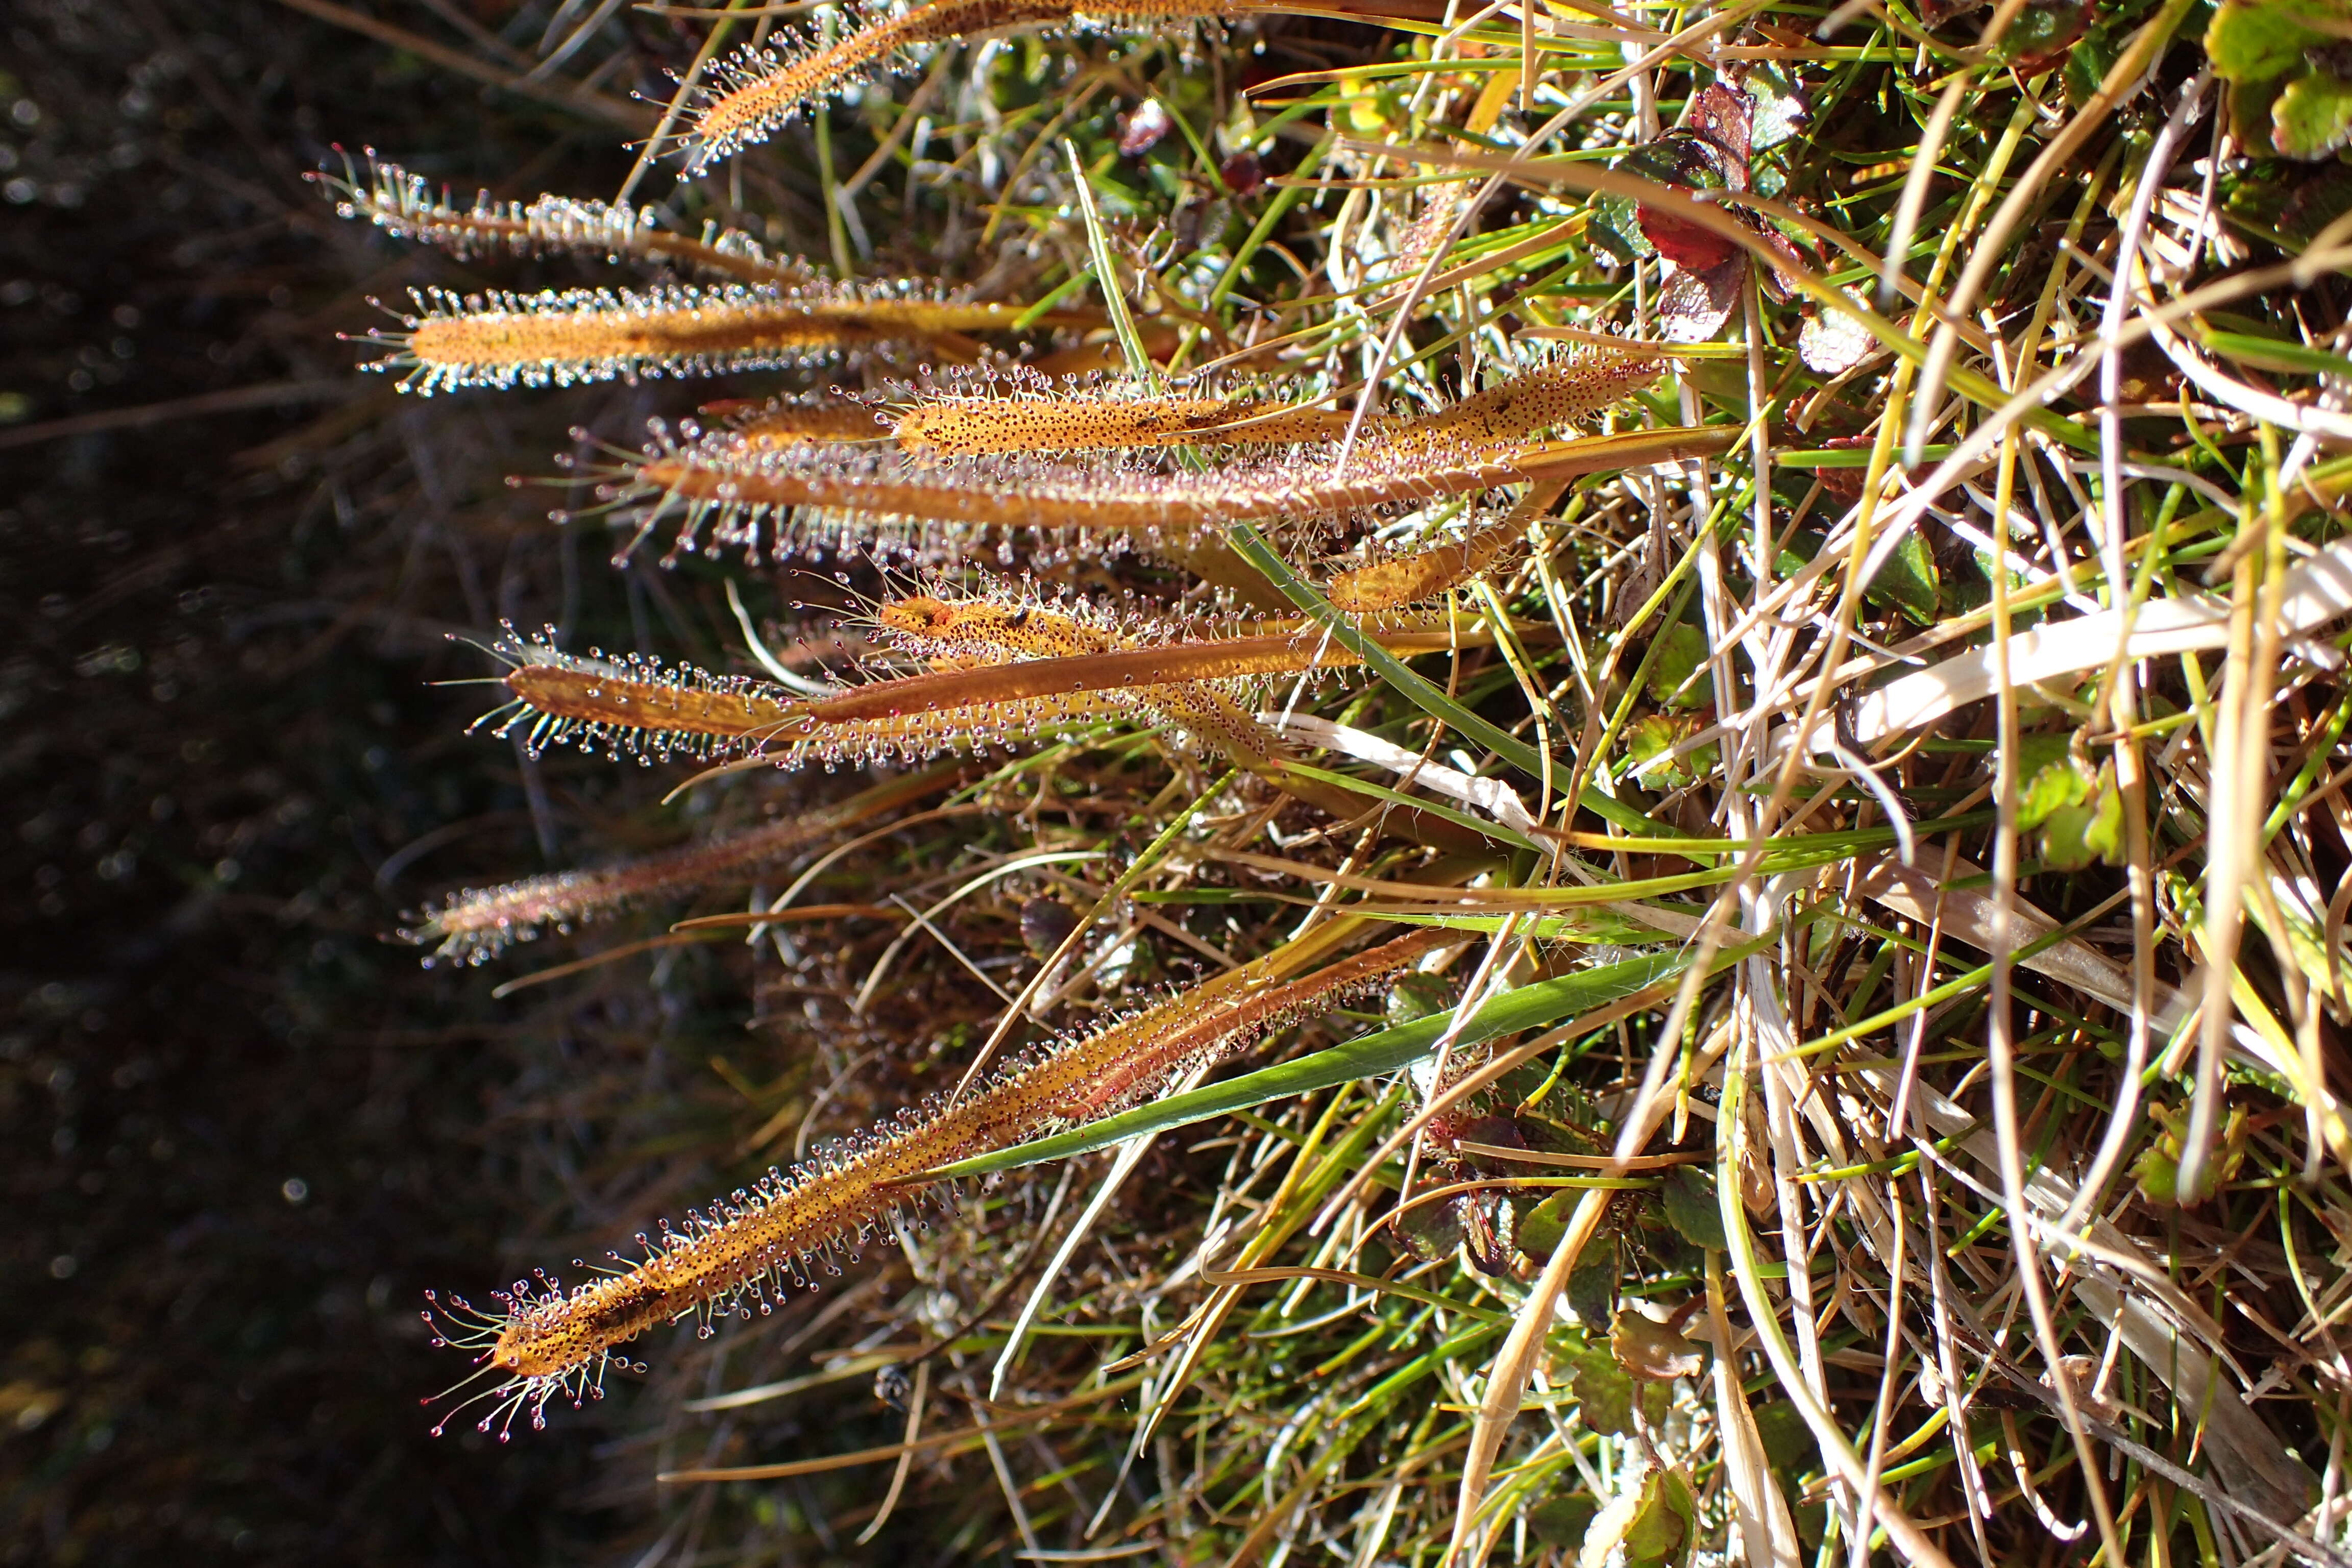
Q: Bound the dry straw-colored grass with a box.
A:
[292,0,2352,1560]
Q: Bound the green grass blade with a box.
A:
[1064,139,1155,388]
[928,947,1695,1180]
[1227,521,1552,780]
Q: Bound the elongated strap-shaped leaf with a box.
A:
[928,947,1694,1179]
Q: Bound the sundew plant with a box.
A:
[292,0,2352,1560]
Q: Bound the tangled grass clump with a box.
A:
[281,0,2352,1558]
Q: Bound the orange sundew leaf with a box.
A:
[625,437,1483,536]
[721,393,895,447]
[314,151,814,286]
[473,625,1138,766]
[424,927,1453,1437]
[897,391,1356,454]
[512,661,1140,764]
[1324,481,1567,613]
[398,764,958,965]
[361,282,1096,395]
[798,635,1356,722]
[842,585,1496,723]
[614,417,1735,563]
[482,630,1269,778]
[871,586,1126,660]
[478,619,1499,847]
[891,372,1357,455]
[853,590,1297,771]
[685,0,1252,170]
[887,352,1664,457]
[1399,354,1666,447]
[852,584,1514,845]
[501,658,808,746]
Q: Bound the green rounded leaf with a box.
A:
[1646,623,1713,710]
[1865,531,1940,625]
[1626,714,1697,787]
[2038,770,2122,871]
[1567,1255,1619,1330]
[2275,66,2352,158]
[2013,732,2092,830]
[1661,1165,1729,1250]
[1579,1465,1696,1568]
[1564,1336,1639,1436]
[2207,2,2331,83]
[1529,1494,1599,1549]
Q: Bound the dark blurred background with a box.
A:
[0,1,740,1559]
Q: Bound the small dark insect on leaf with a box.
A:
[874,1362,913,1411]
[1462,1189,1516,1276]
[1120,99,1173,157]
[1398,1183,1467,1262]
